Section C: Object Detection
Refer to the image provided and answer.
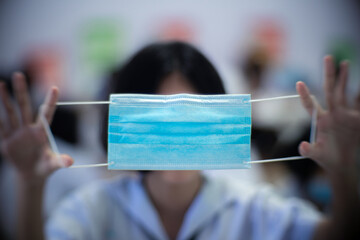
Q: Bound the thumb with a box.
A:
[299,141,325,168]
[299,141,318,160]
[298,141,327,169]
[58,154,74,168]
[50,154,74,171]
[36,154,74,177]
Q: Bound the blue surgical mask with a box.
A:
[107,94,251,170]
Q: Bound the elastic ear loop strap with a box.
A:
[39,111,63,167]
[41,94,316,168]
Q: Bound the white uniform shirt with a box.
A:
[46,174,321,240]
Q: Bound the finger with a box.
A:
[324,56,336,111]
[335,60,349,107]
[0,82,19,130]
[50,154,74,170]
[36,152,74,176]
[296,81,313,115]
[299,141,322,166]
[38,87,59,124]
[299,141,314,158]
[12,72,33,125]
[296,81,324,115]
[60,154,74,168]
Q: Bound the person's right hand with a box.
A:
[0,73,73,183]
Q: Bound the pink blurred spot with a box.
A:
[157,19,196,43]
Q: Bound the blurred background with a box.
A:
[0,0,359,239]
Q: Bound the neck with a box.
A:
[144,171,203,240]
[144,172,203,215]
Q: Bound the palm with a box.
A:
[316,110,360,172]
[2,124,54,179]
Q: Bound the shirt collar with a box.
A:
[113,174,168,240]
[177,175,235,240]
[114,174,236,240]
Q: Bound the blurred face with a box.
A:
[157,71,197,95]
[152,71,201,184]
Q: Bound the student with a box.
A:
[0,42,359,240]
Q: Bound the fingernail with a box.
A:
[64,158,74,167]
[325,55,332,60]
[341,60,350,66]
[13,72,24,78]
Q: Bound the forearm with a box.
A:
[17,176,46,240]
[329,170,360,238]
[315,170,360,240]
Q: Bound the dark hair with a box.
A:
[101,41,226,151]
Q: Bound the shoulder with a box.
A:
[58,173,135,207]
[46,173,137,239]
[202,175,322,240]
[206,174,319,211]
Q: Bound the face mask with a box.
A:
[107,94,251,170]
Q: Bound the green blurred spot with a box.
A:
[329,40,357,66]
[82,19,124,73]
[76,18,126,97]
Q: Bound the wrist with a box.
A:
[328,170,360,206]
[17,173,46,191]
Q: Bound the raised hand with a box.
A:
[297,56,360,239]
[0,73,73,182]
[296,56,360,178]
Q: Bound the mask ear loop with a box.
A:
[70,163,110,168]
[39,110,63,167]
[40,109,113,168]
[250,96,318,164]
[56,101,111,106]
[310,96,318,144]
